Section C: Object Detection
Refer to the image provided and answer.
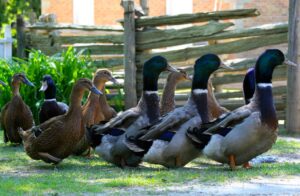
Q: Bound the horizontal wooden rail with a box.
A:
[137,33,288,64]
[65,45,124,55]
[134,9,260,27]
[137,22,288,50]
[53,34,124,45]
[28,23,124,32]
[136,21,233,50]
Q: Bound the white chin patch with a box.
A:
[257,83,272,88]
[145,91,158,95]
[192,89,208,94]
[39,82,48,91]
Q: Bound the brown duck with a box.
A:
[18,78,102,164]
[160,69,191,115]
[73,69,118,156]
[1,73,34,144]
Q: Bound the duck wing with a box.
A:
[57,102,69,113]
[203,106,252,135]
[139,106,193,141]
[91,108,140,134]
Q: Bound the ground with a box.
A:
[0,131,300,195]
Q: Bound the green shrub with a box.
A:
[0,47,99,123]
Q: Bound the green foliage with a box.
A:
[0,47,95,123]
[0,0,41,35]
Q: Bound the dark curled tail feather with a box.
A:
[86,126,103,149]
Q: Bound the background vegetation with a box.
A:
[0,48,96,123]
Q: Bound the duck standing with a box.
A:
[1,73,34,144]
[18,79,102,164]
[90,56,178,167]
[39,75,69,123]
[73,69,118,156]
[186,49,297,169]
[125,54,230,167]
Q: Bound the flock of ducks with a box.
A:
[0,49,297,170]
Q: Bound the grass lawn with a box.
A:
[0,131,300,195]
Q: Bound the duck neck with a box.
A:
[12,82,20,96]
[160,75,178,114]
[67,86,85,116]
[192,72,210,123]
[44,83,56,99]
[143,73,160,124]
[254,83,278,129]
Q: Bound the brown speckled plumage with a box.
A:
[19,78,99,164]
[73,69,117,155]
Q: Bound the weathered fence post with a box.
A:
[0,25,13,60]
[121,0,137,109]
[17,15,26,58]
[287,0,300,132]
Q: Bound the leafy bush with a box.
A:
[0,47,97,123]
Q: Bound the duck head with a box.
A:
[93,69,118,85]
[192,54,229,90]
[12,73,34,87]
[75,78,103,95]
[40,75,56,99]
[243,68,256,104]
[255,49,296,84]
[143,56,178,91]
[0,80,6,86]
[169,69,192,82]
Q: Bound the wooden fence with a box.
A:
[18,4,288,120]
[0,26,13,60]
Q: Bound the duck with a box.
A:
[39,75,69,124]
[89,56,178,167]
[1,73,34,144]
[125,54,231,167]
[160,69,191,115]
[18,78,102,164]
[86,67,189,159]
[186,49,297,170]
[73,69,118,156]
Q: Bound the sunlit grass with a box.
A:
[0,131,300,195]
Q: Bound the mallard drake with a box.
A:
[89,56,178,167]
[1,73,34,144]
[39,75,69,124]
[125,54,230,167]
[186,49,297,170]
[73,69,118,156]
[160,69,191,115]
[18,78,102,164]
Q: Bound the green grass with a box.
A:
[0,133,300,195]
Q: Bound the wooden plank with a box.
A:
[93,58,124,67]
[137,33,288,64]
[286,0,300,132]
[122,0,137,109]
[53,34,124,45]
[137,22,288,50]
[134,9,259,27]
[136,21,234,48]
[65,45,124,55]
[28,23,124,32]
